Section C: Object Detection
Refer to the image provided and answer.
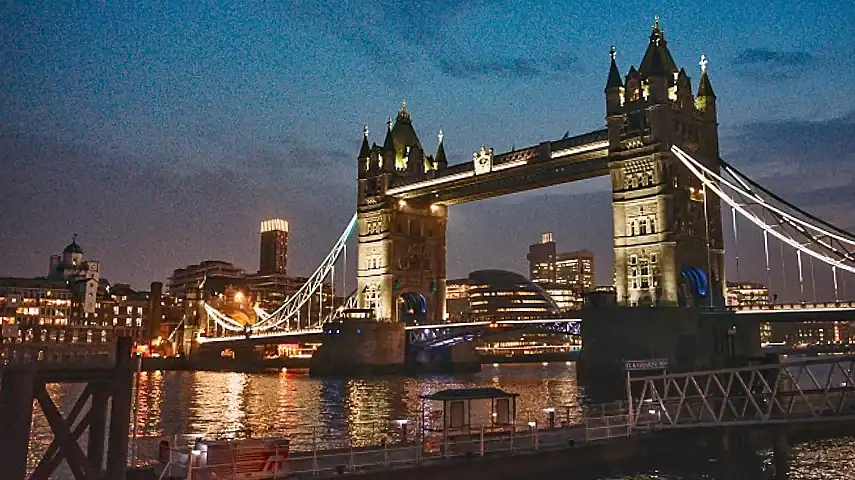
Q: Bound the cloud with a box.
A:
[0,133,356,289]
[732,49,816,67]
[730,48,819,80]
[722,109,855,227]
[437,53,578,80]
[315,1,577,82]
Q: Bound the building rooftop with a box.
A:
[420,387,518,401]
[0,277,71,290]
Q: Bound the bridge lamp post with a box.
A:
[527,421,538,448]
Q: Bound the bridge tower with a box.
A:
[605,19,725,307]
[356,103,448,324]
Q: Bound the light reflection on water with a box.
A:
[26,363,855,479]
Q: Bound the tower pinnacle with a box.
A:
[605,45,623,90]
[699,54,708,73]
[397,99,410,121]
[437,128,444,145]
[363,125,369,138]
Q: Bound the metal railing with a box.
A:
[0,325,118,368]
[154,410,642,479]
[734,301,855,312]
[630,355,855,429]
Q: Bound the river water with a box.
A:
[28,363,855,479]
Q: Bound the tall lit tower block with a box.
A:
[606,18,724,307]
[259,219,288,275]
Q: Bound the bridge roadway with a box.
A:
[732,301,855,322]
[198,302,855,350]
[196,318,583,349]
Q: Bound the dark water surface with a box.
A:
[28,363,855,479]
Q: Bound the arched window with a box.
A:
[639,219,648,235]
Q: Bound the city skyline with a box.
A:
[2,3,855,299]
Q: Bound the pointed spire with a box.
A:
[697,54,716,98]
[640,16,677,77]
[435,128,447,167]
[626,65,639,82]
[359,125,371,159]
[605,46,623,90]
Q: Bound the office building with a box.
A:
[467,270,560,321]
[445,279,471,323]
[725,282,770,307]
[168,261,246,300]
[0,278,73,327]
[527,233,595,295]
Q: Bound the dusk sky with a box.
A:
[2,1,854,301]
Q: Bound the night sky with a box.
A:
[2,1,854,301]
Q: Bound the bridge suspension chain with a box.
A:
[203,213,357,334]
[672,146,855,278]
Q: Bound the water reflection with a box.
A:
[25,363,855,479]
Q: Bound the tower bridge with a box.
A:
[355,21,724,327]
[196,20,855,376]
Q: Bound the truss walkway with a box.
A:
[629,355,855,430]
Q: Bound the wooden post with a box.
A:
[0,367,36,480]
[88,381,109,475]
[106,337,134,480]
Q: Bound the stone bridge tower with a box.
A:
[606,19,725,307]
[356,103,448,324]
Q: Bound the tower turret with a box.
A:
[605,46,624,115]
[358,125,372,178]
[434,129,448,170]
[675,68,694,110]
[696,55,717,118]
[606,18,725,308]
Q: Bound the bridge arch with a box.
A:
[398,292,429,325]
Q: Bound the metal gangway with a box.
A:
[629,355,855,429]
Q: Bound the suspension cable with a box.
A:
[731,207,741,282]
[203,214,357,334]
[797,250,805,302]
[672,146,855,275]
[678,149,855,249]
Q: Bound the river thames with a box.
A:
[29,363,855,479]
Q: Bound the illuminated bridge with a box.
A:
[191,22,855,364]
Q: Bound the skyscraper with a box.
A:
[527,233,595,310]
[527,232,557,284]
[259,219,288,275]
